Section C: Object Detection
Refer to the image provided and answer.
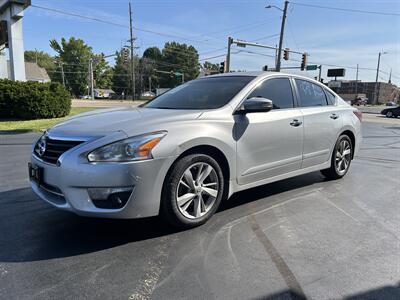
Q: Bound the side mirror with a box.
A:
[237,97,273,114]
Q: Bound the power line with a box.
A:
[30,5,128,28]
[291,2,400,17]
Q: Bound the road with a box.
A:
[0,119,399,300]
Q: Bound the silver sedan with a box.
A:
[29,72,362,228]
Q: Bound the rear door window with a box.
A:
[325,90,336,105]
[295,79,327,107]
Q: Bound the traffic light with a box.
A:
[300,53,307,71]
[219,61,225,73]
[283,48,289,61]
[121,48,130,63]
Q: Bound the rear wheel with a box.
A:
[321,135,353,180]
[161,154,225,229]
[386,111,394,118]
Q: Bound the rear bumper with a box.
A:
[30,153,177,219]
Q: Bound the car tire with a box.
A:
[386,111,393,118]
[161,154,225,229]
[321,135,353,180]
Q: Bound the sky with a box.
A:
[20,0,400,85]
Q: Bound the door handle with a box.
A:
[290,119,302,127]
[330,113,339,120]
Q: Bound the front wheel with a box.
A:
[161,154,225,229]
[321,135,353,180]
[386,111,394,118]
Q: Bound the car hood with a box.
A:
[48,106,203,137]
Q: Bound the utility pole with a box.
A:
[226,37,233,73]
[89,58,94,100]
[318,65,322,82]
[60,62,65,87]
[355,64,359,97]
[374,52,382,105]
[276,0,289,72]
[149,76,152,91]
[129,2,135,100]
[388,68,392,84]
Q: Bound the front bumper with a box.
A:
[30,151,177,219]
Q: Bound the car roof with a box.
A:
[204,71,315,82]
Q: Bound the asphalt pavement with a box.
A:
[0,120,399,300]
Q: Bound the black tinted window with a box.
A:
[325,90,336,105]
[295,79,327,107]
[144,76,254,109]
[247,78,294,109]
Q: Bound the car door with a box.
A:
[293,79,343,168]
[235,77,304,185]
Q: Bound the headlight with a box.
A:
[87,131,166,162]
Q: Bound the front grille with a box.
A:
[35,137,84,164]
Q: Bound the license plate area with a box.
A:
[28,163,44,185]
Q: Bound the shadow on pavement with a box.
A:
[0,129,33,135]
[253,283,400,300]
[0,171,325,263]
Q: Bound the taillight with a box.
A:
[353,110,362,122]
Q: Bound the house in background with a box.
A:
[0,59,50,83]
[94,88,115,99]
[23,61,51,83]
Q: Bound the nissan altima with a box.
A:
[29,72,362,228]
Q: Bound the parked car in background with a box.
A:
[140,91,156,100]
[351,97,368,106]
[386,101,397,107]
[381,106,400,118]
[29,72,362,228]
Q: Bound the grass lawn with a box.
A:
[0,107,99,133]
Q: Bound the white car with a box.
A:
[30,72,362,228]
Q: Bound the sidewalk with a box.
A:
[357,106,385,115]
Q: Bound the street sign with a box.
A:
[306,65,318,71]
[328,81,342,88]
[327,68,345,77]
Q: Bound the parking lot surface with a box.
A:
[0,120,399,300]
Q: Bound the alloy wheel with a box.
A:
[386,111,393,118]
[335,139,351,175]
[176,162,219,219]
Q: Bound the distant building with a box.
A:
[23,62,51,83]
[1,61,51,83]
[328,80,399,104]
[94,88,115,99]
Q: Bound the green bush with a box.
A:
[0,79,71,120]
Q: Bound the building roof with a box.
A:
[25,62,51,82]
[6,61,51,82]
[94,88,115,93]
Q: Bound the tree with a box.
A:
[160,42,199,88]
[93,53,113,89]
[111,51,140,98]
[142,46,162,91]
[50,37,92,96]
[24,50,58,81]
[202,61,219,71]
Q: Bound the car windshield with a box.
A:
[144,76,255,109]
